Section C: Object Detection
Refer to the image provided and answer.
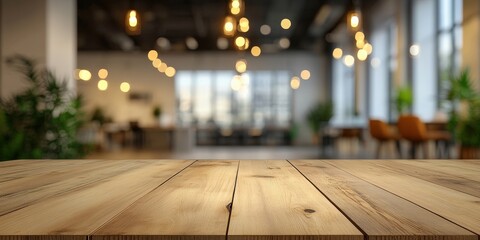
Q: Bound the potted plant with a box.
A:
[152,105,162,125]
[306,101,333,144]
[446,69,480,158]
[394,86,413,116]
[0,55,86,160]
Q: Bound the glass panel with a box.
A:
[439,0,453,30]
[214,71,235,127]
[454,0,462,24]
[193,71,213,126]
[176,72,193,126]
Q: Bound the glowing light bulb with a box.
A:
[148,50,158,61]
[98,80,108,91]
[300,70,311,80]
[79,70,91,81]
[333,48,343,59]
[290,76,300,89]
[251,46,261,57]
[281,18,291,29]
[120,82,130,93]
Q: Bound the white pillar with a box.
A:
[0,0,76,97]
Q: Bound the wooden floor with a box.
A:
[0,159,479,240]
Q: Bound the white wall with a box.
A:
[0,0,77,97]
[46,0,77,92]
[1,0,47,97]
[77,51,327,145]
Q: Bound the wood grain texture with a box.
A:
[93,160,239,240]
[0,160,98,183]
[0,160,152,215]
[396,160,480,182]
[367,160,480,198]
[0,160,193,239]
[330,160,480,235]
[228,160,363,240]
[291,160,477,240]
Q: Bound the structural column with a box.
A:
[463,0,480,89]
[0,0,76,97]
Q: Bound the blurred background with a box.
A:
[1,0,479,160]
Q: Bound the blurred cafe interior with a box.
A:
[0,0,479,160]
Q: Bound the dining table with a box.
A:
[0,159,479,240]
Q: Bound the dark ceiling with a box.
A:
[77,0,375,52]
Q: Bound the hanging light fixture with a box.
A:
[224,16,237,37]
[125,0,141,35]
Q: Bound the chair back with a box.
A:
[397,115,427,141]
[369,119,392,140]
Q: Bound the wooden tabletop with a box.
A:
[0,159,479,240]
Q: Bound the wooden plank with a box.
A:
[291,160,477,240]
[0,160,152,215]
[397,160,480,182]
[93,160,239,240]
[0,160,193,239]
[0,160,99,182]
[228,160,362,240]
[368,160,480,198]
[330,160,480,235]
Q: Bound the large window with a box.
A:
[175,70,292,128]
[411,0,462,120]
[368,21,397,121]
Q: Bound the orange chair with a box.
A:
[369,119,402,158]
[397,115,451,159]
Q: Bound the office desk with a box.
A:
[0,159,479,240]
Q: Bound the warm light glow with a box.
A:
[239,17,249,32]
[224,16,237,36]
[217,37,229,50]
[281,18,291,30]
[120,82,130,93]
[410,44,420,56]
[148,50,158,61]
[230,0,242,15]
[241,38,250,50]
[290,76,300,90]
[235,36,246,48]
[98,80,108,91]
[333,48,343,59]
[165,67,176,77]
[344,55,355,67]
[231,0,240,8]
[363,43,373,55]
[300,70,311,80]
[126,9,141,35]
[357,49,368,61]
[279,38,290,49]
[356,40,365,49]
[98,69,108,79]
[79,70,91,81]
[355,32,365,41]
[260,25,271,35]
[349,12,360,29]
[231,7,240,15]
[251,46,261,57]
[235,59,247,73]
[158,63,167,73]
[128,10,138,27]
[152,58,162,68]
